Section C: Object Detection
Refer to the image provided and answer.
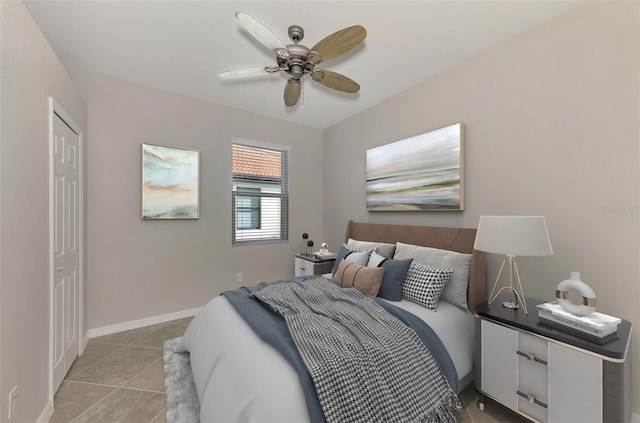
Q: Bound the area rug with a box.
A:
[163,337,200,423]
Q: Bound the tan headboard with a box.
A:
[345,220,486,313]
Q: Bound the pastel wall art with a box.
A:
[142,143,199,219]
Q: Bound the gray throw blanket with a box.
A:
[252,278,461,423]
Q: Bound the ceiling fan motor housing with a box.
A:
[289,64,304,80]
[281,44,312,79]
[286,44,310,59]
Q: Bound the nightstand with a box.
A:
[475,295,632,423]
[294,254,336,277]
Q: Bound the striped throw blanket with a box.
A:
[252,278,461,423]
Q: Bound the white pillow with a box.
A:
[393,242,472,310]
[402,262,454,311]
[347,238,396,259]
[344,250,371,266]
[367,251,387,267]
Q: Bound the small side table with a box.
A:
[294,254,336,277]
[475,295,632,423]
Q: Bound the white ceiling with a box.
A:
[24,1,582,130]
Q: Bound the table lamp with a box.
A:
[474,216,553,314]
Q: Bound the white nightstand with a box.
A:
[294,254,336,277]
[475,295,632,423]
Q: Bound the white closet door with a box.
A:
[52,113,79,392]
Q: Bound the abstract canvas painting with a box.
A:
[142,143,199,219]
[366,123,464,211]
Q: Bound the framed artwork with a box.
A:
[141,143,199,219]
[366,122,464,211]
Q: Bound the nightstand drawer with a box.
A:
[294,256,335,277]
[517,358,548,422]
[516,329,549,421]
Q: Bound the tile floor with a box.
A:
[51,316,527,423]
[51,317,193,423]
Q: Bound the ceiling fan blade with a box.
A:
[219,66,279,79]
[235,12,288,54]
[310,69,360,93]
[309,25,366,64]
[284,78,301,107]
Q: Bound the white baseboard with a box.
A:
[88,307,202,339]
[80,331,90,354]
[37,399,53,423]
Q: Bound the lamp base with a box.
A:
[488,255,529,314]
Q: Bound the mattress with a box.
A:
[385,297,475,391]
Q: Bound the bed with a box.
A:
[174,220,486,422]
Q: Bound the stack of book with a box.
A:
[536,301,621,345]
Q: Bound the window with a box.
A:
[232,142,288,244]
[236,187,261,230]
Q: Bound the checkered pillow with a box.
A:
[402,261,454,311]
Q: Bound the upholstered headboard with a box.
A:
[344,220,486,313]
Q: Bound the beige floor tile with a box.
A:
[72,388,165,423]
[165,316,194,327]
[69,346,162,387]
[455,407,475,423]
[125,358,165,392]
[91,323,167,346]
[150,409,167,423]
[66,342,125,379]
[132,322,189,348]
[50,381,116,423]
[458,382,533,423]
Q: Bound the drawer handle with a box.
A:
[516,350,547,365]
[517,390,548,408]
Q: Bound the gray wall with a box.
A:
[74,72,323,329]
[323,1,639,413]
[0,2,88,421]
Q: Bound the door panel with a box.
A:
[52,114,79,392]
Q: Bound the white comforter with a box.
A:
[174,286,474,423]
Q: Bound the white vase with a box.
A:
[555,271,597,316]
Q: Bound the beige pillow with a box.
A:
[332,259,384,297]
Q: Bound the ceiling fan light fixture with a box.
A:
[222,12,366,107]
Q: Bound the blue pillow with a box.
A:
[377,258,413,301]
[331,245,353,275]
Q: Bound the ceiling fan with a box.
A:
[220,12,367,107]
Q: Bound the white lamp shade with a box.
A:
[474,216,553,256]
